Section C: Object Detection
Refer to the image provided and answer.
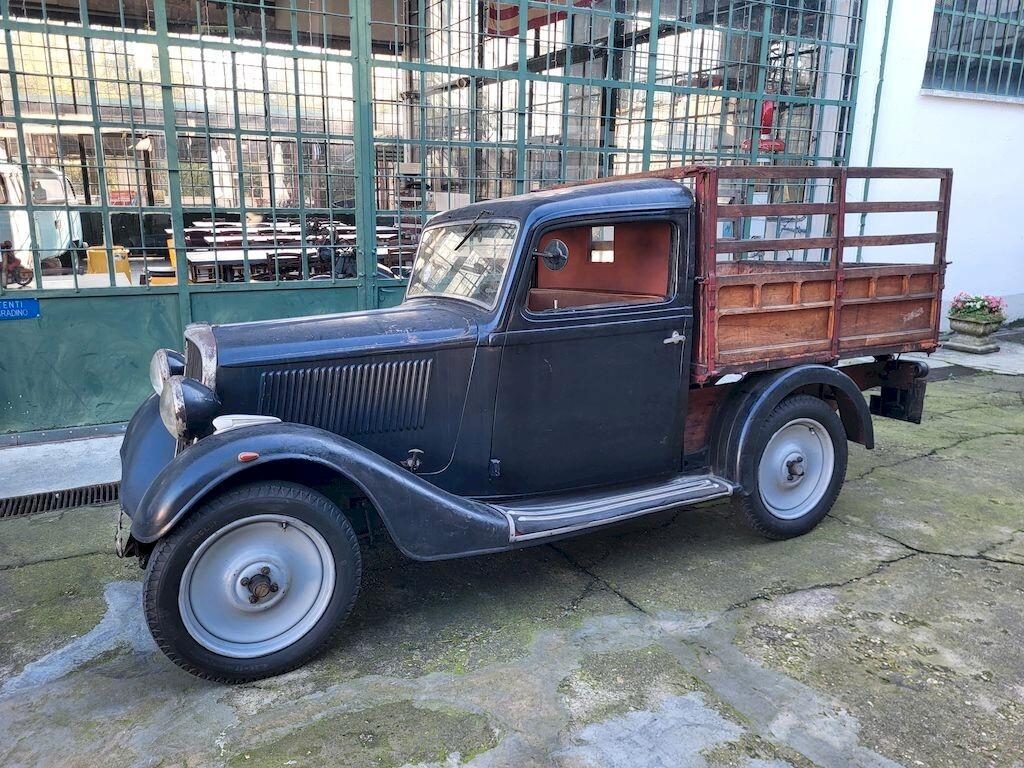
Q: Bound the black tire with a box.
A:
[738,394,847,540]
[144,481,361,682]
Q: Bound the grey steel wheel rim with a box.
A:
[757,417,835,521]
[178,514,336,659]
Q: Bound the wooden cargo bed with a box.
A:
[688,165,951,383]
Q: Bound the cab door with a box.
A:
[488,212,694,496]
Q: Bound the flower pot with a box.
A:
[944,315,1003,354]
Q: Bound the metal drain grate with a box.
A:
[0,481,120,519]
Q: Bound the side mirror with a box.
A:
[536,239,569,272]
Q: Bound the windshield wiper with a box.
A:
[452,209,492,251]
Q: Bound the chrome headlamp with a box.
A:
[159,375,221,441]
[149,349,186,395]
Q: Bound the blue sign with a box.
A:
[0,298,41,320]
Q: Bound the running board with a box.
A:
[493,474,735,542]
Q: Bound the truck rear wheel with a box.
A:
[739,394,847,540]
[143,481,361,682]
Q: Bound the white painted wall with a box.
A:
[850,0,1024,324]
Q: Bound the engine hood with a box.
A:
[212,301,479,368]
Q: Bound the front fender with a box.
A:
[128,423,511,561]
[120,394,176,516]
[710,364,874,490]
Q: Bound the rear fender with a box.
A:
[129,423,511,561]
[709,364,873,490]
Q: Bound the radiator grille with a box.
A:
[258,358,433,435]
[184,338,202,380]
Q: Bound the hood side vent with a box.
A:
[258,358,433,435]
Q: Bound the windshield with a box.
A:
[406,220,518,309]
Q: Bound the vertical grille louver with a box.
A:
[258,358,433,435]
[184,339,203,380]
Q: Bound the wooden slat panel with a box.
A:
[715,236,836,253]
[840,329,936,348]
[718,306,831,356]
[842,263,940,278]
[842,292,940,306]
[839,339,939,358]
[908,272,935,294]
[717,266,834,283]
[839,298,935,340]
[845,200,943,213]
[843,233,939,248]
[717,338,833,362]
[718,261,833,276]
[718,202,837,217]
[718,300,834,316]
[716,166,842,179]
[846,167,949,179]
[801,280,832,302]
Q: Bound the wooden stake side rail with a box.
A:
[676,165,953,383]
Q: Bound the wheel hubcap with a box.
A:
[241,565,280,605]
[784,453,805,483]
[178,514,335,658]
[757,418,834,520]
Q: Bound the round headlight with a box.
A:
[149,349,185,394]
[159,375,220,441]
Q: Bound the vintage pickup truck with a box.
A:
[118,165,951,681]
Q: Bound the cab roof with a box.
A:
[429,177,694,228]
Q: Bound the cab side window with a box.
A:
[527,220,673,313]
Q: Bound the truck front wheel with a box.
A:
[739,394,848,539]
[143,481,361,682]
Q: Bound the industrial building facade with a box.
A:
[0,0,865,433]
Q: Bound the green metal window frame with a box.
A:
[924,0,1024,99]
[0,0,868,303]
[0,0,870,436]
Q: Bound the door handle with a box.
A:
[663,330,686,345]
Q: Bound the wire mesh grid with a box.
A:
[0,0,864,296]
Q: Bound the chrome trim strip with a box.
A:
[508,484,734,543]
[184,323,217,391]
[149,349,171,395]
[493,474,736,543]
[503,509,516,542]
[212,414,283,434]
[502,477,724,521]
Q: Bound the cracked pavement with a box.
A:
[0,372,1022,768]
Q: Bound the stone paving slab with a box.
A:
[0,435,123,498]
[914,339,1024,376]
[0,373,1021,768]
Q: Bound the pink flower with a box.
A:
[948,292,1006,319]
